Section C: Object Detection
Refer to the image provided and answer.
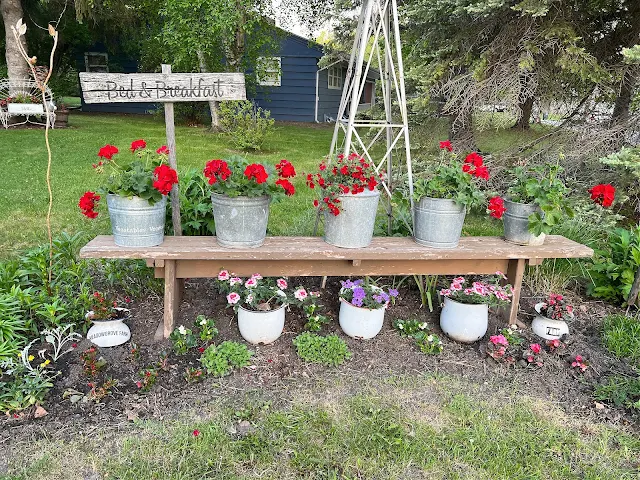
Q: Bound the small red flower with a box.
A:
[193,429,200,437]
[276,178,296,196]
[530,343,541,354]
[462,164,472,173]
[275,159,296,178]
[198,347,205,353]
[588,184,615,208]
[153,164,179,195]
[72,343,77,349]
[439,140,453,152]
[203,159,232,185]
[487,196,506,219]
[136,381,142,388]
[313,199,319,207]
[78,191,100,218]
[130,139,147,152]
[98,144,119,160]
[244,163,268,184]
[156,145,169,155]
[473,165,489,180]
[464,152,484,167]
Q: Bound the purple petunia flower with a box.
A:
[352,297,364,307]
[352,287,366,299]
[388,288,399,298]
[353,279,364,286]
[341,280,354,289]
[373,294,385,303]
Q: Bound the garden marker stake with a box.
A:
[11,19,59,293]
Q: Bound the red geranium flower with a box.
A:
[156,145,169,155]
[275,159,296,178]
[473,165,489,180]
[98,144,119,160]
[276,178,295,196]
[244,163,268,184]
[464,152,484,167]
[193,429,200,437]
[153,164,179,195]
[439,140,453,152]
[588,184,615,208]
[203,159,232,185]
[78,191,100,218]
[130,139,147,152]
[488,196,506,219]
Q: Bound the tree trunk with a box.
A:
[611,67,637,124]
[513,96,534,130]
[1,0,30,83]
[449,109,477,151]
[196,50,220,131]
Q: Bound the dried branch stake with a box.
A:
[11,19,59,291]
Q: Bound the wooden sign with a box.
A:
[79,72,246,104]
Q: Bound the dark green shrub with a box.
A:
[166,168,215,236]
[219,100,274,151]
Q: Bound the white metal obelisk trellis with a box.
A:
[321,0,414,233]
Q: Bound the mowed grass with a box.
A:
[0,114,336,257]
[3,374,639,480]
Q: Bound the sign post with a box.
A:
[79,68,247,235]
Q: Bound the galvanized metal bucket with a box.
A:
[413,197,466,249]
[107,194,166,247]
[323,189,380,248]
[211,193,270,248]
[503,200,546,246]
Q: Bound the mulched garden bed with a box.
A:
[1,276,638,442]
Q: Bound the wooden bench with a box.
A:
[80,235,593,339]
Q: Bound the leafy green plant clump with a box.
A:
[199,341,253,377]
[167,168,216,236]
[219,100,275,151]
[602,314,640,364]
[588,227,640,305]
[293,332,352,366]
[594,375,640,410]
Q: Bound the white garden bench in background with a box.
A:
[0,79,56,129]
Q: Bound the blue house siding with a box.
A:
[251,34,322,123]
[316,68,343,122]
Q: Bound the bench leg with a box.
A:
[505,258,526,326]
[163,260,180,338]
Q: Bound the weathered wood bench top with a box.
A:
[80,235,593,261]
[80,235,593,338]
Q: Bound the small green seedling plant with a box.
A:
[88,378,117,402]
[136,367,158,392]
[415,333,444,355]
[184,367,205,383]
[169,325,198,355]
[199,341,253,377]
[292,332,352,366]
[80,347,106,378]
[393,318,429,337]
[302,302,330,331]
[500,326,524,346]
[195,315,218,342]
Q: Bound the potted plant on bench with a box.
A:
[439,273,513,343]
[203,156,297,248]
[412,142,488,249]
[307,153,383,248]
[338,279,398,339]
[4,92,44,115]
[489,163,574,246]
[78,140,178,247]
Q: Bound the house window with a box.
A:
[328,65,342,90]
[84,52,109,72]
[257,57,281,86]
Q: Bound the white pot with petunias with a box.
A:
[218,271,289,344]
[338,279,398,340]
[439,274,513,343]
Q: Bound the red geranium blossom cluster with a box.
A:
[439,140,453,152]
[98,144,119,160]
[487,196,506,219]
[130,139,147,152]
[462,152,489,180]
[153,164,179,195]
[203,157,297,198]
[79,191,100,218]
[589,183,615,207]
[203,159,233,185]
[307,153,382,216]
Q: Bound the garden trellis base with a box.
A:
[79,235,593,340]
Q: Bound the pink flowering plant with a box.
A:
[486,334,515,363]
[439,273,513,307]
[523,343,544,367]
[339,279,399,310]
[538,293,574,321]
[571,354,589,373]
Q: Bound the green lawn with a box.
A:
[3,373,639,479]
[0,113,548,257]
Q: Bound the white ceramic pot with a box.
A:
[237,304,286,344]
[86,308,131,347]
[439,296,488,343]
[531,303,569,340]
[338,298,387,339]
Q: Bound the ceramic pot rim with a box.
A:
[238,303,287,314]
[443,296,489,308]
[86,307,130,323]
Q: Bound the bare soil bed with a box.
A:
[1,276,638,443]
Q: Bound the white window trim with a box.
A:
[84,52,109,73]
[328,65,342,90]
[257,56,281,87]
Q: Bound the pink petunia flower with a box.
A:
[218,270,230,281]
[227,292,241,304]
[294,288,308,301]
[277,278,288,289]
